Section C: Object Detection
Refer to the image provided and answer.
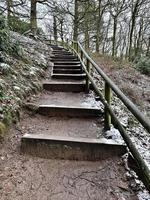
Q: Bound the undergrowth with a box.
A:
[134,56,150,75]
[0,14,22,57]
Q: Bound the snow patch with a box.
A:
[13,86,21,91]
[138,190,150,200]
[0,63,11,74]
[105,126,124,143]
[82,91,104,109]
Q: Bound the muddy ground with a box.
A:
[0,117,138,200]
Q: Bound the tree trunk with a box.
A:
[6,0,13,24]
[102,16,111,54]
[84,1,90,49]
[120,34,127,59]
[85,29,89,49]
[125,24,131,58]
[146,37,150,57]
[112,17,117,57]
[60,19,64,42]
[96,0,102,53]
[128,16,136,60]
[135,18,143,57]
[30,0,37,35]
[128,0,140,60]
[73,0,79,41]
[53,15,58,42]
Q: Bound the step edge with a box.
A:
[39,105,101,110]
[22,134,125,147]
[52,73,86,76]
[43,82,86,85]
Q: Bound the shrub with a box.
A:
[9,16,30,34]
[134,56,150,75]
[11,40,23,57]
[0,15,11,53]
[0,14,22,57]
[9,16,44,35]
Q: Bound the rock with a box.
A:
[1,156,5,160]
[0,51,5,62]
[13,86,21,91]
[0,63,11,75]
[118,181,129,191]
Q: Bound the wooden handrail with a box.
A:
[51,39,150,133]
[73,41,150,133]
[64,40,150,192]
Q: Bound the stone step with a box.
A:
[21,134,127,160]
[53,65,81,69]
[51,45,63,47]
[51,47,63,50]
[20,113,103,138]
[51,58,78,62]
[53,69,82,74]
[53,61,80,65]
[38,105,102,117]
[52,49,71,53]
[43,82,87,92]
[53,52,73,56]
[51,55,77,59]
[34,91,96,108]
[52,73,86,80]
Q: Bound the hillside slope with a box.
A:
[92,54,150,116]
[0,32,52,136]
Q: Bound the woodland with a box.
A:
[0,0,150,69]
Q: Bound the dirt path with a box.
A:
[0,120,138,200]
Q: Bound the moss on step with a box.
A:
[31,82,42,94]
[0,122,6,139]
[2,112,12,127]
[24,103,39,113]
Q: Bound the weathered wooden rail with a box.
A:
[49,39,150,192]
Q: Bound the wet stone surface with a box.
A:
[34,91,103,109]
[19,114,103,139]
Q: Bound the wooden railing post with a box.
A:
[85,58,90,93]
[76,42,79,53]
[81,49,83,61]
[74,42,77,52]
[72,41,74,53]
[104,82,111,130]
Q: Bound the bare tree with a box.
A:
[128,0,147,60]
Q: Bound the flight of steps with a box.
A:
[51,46,85,80]
[21,45,126,160]
[43,46,87,92]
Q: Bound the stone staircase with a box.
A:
[21,45,126,160]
